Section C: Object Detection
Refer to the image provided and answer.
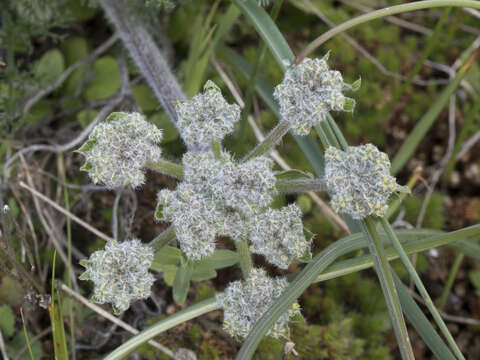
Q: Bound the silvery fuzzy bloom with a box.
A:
[79,239,155,314]
[249,204,311,269]
[324,144,408,219]
[216,268,301,339]
[183,151,277,217]
[274,56,357,135]
[156,183,222,261]
[175,80,241,146]
[77,112,163,188]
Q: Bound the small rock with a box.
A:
[175,348,197,360]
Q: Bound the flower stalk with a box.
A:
[242,119,291,162]
[146,158,184,180]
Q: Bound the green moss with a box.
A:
[200,340,222,360]
[187,323,203,344]
[195,284,215,302]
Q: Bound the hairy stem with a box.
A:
[236,240,253,278]
[381,218,466,360]
[362,218,414,360]
[275,178,327,193]
[146,159,184,180]
[150,226,176,251]
[242,119,291,162]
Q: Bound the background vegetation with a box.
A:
[0,0,479,359]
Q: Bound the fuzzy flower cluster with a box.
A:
[324,144,408,219]
[79,239,155,314]
[78,112,163,188]
[274,56,357,135]
[157,151,277,260]
[175,81,241,146]
[249,204,311,269]
[216,268,301,339]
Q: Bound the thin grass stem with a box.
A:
[438,253,465,310]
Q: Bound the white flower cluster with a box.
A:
[216,268,301,339]
[274,56,356,135]
[157,151,277,260]
[249,204,311,269]
[324,144,408,219]
[79,239,155,314]
[175,80,241,147]
[78,112,163,188]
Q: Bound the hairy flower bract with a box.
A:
[216,268,301,339]
[274,56,357,135]
[250,204,311,269]
[77,112,163,188]
[79,239,155,314]
[324,144,408,219]
[175,80,240,147]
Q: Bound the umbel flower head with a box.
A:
[274,55,359,136]
[324,144,409,219]
[183,151,277,217]
[156,183,223,261]
[79,239,155,314]
[216,268,301,339]
[156,150,277,260]
[175,80,241,147]
[249,204,311,269]
[77,112,163,188]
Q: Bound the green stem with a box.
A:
[381,218,465,360]
[104,298,220,360]
[296,0,480,63]
[236,240,253,278]
[275,178,327,193]
[146,159,184,180]
[150,226,176,251]
[242,119,290,162]
[362,218,414,360]
[326,115,348,151]
[316,122,339,148]
[212,140,222,159]
[438,253,465,310]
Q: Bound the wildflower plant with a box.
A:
[75,3,473,355]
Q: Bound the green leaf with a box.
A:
[149,112,179,143]
[154,203,164,221]
[350,77,361,91]
[132,84,159,113]
[6,331,43,360]
[191,263,217,282]
[104,112,129,123]
[79,162,92,171]
[173,262,193,305]
[79,259,90,268]
[60,0,99,22]
[275,169,313,180]
[0,305,15,338]
[394,275,456,360]
[35,49,65,84]
[232,0,294,69]
[85,56,120,101]
[195,250,240,270]
[162,265,178,286]
[343,97,356,112]
[61,36,90,66]
[151,246,182,270]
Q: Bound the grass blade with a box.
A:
[361,218,414,360]
[391,60,473,174]
[232,0,294,68]
[381,218,465,360]
[394,274,456,360]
